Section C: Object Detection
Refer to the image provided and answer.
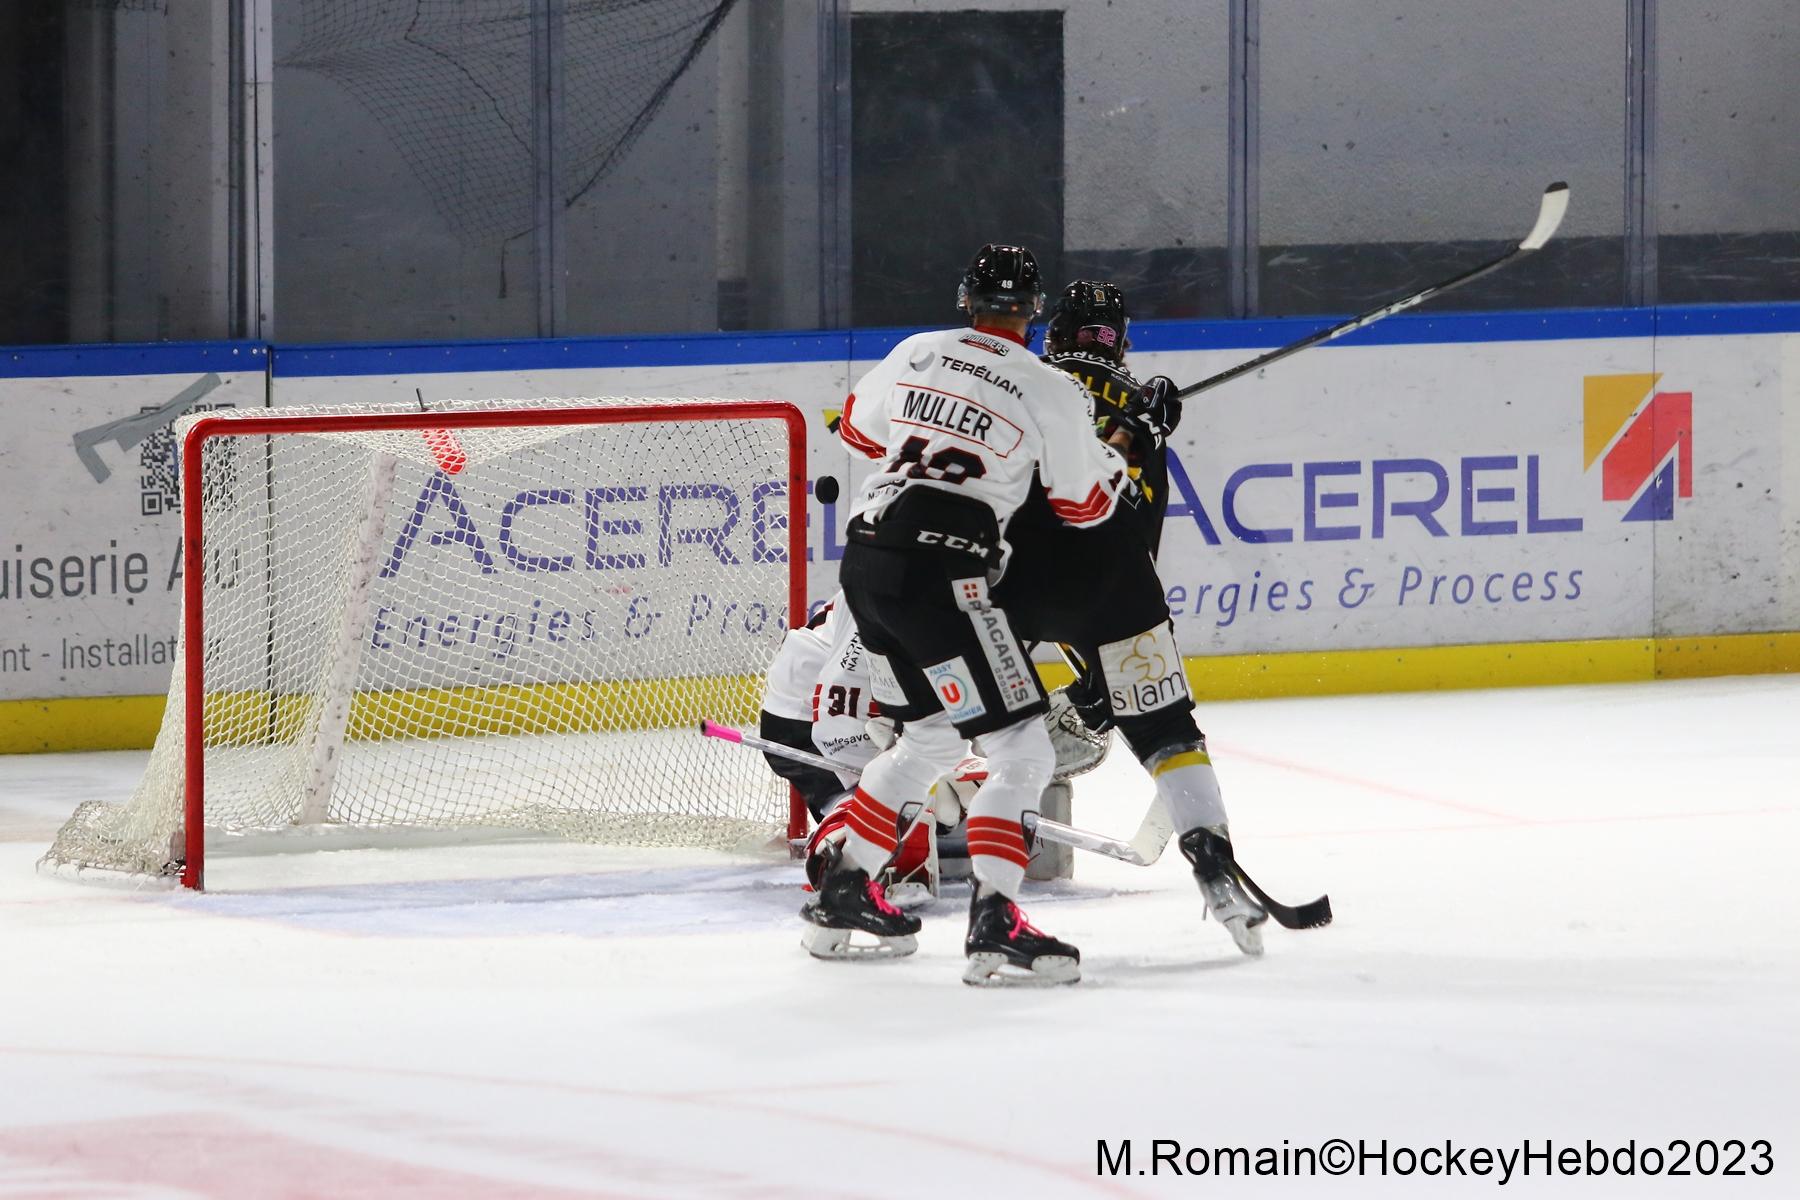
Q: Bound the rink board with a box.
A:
[2,305,1798,749]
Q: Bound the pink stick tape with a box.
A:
[699,720,742,743]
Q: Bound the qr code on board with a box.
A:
[139,402,236,516]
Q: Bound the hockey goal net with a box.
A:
[43,397,807,888]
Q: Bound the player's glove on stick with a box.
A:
[1063,664,1115,735]
[1102,375,1182,463]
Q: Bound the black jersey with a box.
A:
[1042,350,1171,554]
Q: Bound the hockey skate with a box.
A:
[800,843,921,960]
[1179,826,1267,957]
[962,887,1080,987]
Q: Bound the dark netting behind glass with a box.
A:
[279,0,736,243]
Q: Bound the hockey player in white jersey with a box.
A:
[758,592,938,904]
[757,594,881,818]
[758,587,1109,906]
[804,243,1129,984]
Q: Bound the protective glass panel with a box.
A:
[846,1,1230,327]
[9,3,237,344]
[1656,0,1800,304]
[557,1,744,336]
[273,2,542,341]
[1258,1,1628,315]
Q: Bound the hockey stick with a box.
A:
[1231,854,1333,930]
[703,719,1327,928]
[700,720,848,776]
[1048,643,1175,866]
[1173,181,1570,401]
[1044,648,1329,928]
[700,719,1150,866]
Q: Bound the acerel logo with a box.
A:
[1583,373,1692,522]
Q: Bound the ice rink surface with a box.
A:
[2,676,1795,1198]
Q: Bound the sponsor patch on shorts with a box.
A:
[865,650,908,709]
[951,575,989,612]
[969,606,1037,712]
[924,657,987,724]
[1100,621,1191,715]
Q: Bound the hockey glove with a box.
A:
[1120,375,1181,449]
[1100,376,1180,466]
[1063,665,1115,735]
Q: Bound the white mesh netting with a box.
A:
[43,396,801,881]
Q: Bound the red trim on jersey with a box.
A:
[838,392,885,460]
[1048,480,1116,525]
[810,683,822,723]
[970,324,1028,347]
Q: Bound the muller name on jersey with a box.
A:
[892,384,1024,457]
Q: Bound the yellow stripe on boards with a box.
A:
[0,674,766,755]
[1032,631,1800,703]
[7,633,1800,755]
[0,694,167,754]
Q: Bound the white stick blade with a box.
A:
[1519,182,1570,251]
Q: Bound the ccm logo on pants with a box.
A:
[925,657,987,723]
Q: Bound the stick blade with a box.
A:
[1518,181,1570,251]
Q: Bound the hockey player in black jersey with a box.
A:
[1039,280,1179,552]
[993,280,1273,956]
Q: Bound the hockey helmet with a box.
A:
[1045,280,1130,361]
[957,243,1046,320]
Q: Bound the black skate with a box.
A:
[1179,827,1267,957]
[800,843,921,960]
[962,887,1080,987]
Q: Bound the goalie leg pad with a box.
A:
[813,789,935,904]
[842,714,967,876]
[881,817,938,907]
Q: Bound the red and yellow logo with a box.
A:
[1583,373,1692,522]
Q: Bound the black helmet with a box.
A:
[956,243,1045,320]
[1045,280,1130,362]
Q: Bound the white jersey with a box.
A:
[758,593,879,784]
[839,325,1128,537]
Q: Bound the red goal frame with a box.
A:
[178,401,809,889]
